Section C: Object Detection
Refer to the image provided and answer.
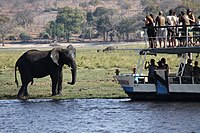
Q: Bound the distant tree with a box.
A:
[182,0,200,14]
[56,6,84,42]
[79,2,88,10]
[0,15,12,46]
[85,11,94,41]
[14,10,34,29]
[93,7,114,17]
[116,17,136,41]
[93,7,115,41]
[88,0,101,7]
[141,0,159,14]
[117,0,132,10]
[46,21,65,40]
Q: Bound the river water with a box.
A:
[0,99,200,133]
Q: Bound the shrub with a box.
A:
[40,32,50,39]
[19,32,33,42]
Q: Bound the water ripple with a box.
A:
[0,99,200,132]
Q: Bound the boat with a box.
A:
[114,47,200,101]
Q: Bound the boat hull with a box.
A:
[114,75,200,101]
[126,92,200,101]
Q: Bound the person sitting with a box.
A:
[193,61,200,76]
[193,61,200,83]
[183,59,193,76]
[145,59,157,83]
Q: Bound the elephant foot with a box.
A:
[51,93,57,96]
[24,93,29,97]
[18,93,23,99]
[18,95,28,100]
[57,92,62,96]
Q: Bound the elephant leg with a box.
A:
[18,83,29,98]
[57,69,63,95]
[18,85,25,98]
[18,68,32,98]
[23,86,29,97]
[50,73,59,96]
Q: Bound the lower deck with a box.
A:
[114,74,200,101]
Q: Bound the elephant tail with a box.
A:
[31,80,34,85]
[15,62,19,88]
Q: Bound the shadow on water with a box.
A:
[0,98,200,133]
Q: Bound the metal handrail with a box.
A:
[142,25,200,48]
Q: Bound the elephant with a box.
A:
[14,45,76,98]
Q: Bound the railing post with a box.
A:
[186,26,189,47]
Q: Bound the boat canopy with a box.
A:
[139,47,200,55]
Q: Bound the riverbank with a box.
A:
[0,41,147,49]
[0,42,143,99]
[0,41,180,99]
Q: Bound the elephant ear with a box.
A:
[50,48,61,66]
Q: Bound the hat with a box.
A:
[159,11,163,15]
[187,9,192,12]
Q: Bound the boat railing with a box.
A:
[133,75,200,84]
[142,24,200,48]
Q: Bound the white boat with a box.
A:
[114,47,200,101]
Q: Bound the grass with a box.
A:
[0,42,198,99]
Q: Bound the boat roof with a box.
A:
[139,47,200,55]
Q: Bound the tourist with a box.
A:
[179,11,190,46]
[157,60,163,69]
[161,58,169,75]
[187,9,196,45]
[166,9,177,47]
[145,15,156,48]
[193,61,200,83]
[155,11,167,48]
[193,61,200,77]
[196,16,200,27]
[145,59,157,83]
[187,9,196,26]
[183,59,193,76]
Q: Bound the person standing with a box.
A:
[161,58,169,75]
[155,11,167,48]
[187,9,196,25]
[187,9,196,45]
[196,16,200,27]
[145,15,156,48]
[145,59,157,83]
[166,9,177,47]
[179,11,190,46]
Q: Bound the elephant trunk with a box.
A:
[68,60,76,85]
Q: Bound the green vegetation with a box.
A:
[46,6,84,42]
[0,43,193,100]
[1,0,200,45]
